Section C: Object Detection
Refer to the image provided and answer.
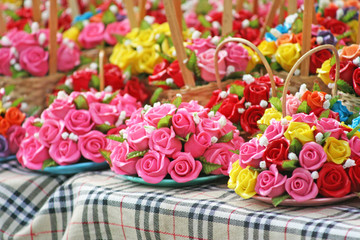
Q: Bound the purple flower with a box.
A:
[318,30,337,46]
[0,135,10,158]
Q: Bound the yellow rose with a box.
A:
[275,43,301,72]
[110,44,138,72]
[323,137,351,164]
[234,166,258,199]
[243,45,261,73]
[131,29,156,48]
[258,40,277,57]
[0,101,5,115]
[63,27,80,45]
[284,122,315,144]
[317,59,332,85]
[257,108,282,125]
[348,20,358,43]
[228,160,242,189]
[125,28,140,41]
[151,23,172,38]
[134,46,162,74]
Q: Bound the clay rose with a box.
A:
[197,48,227,82]
[301,91,326,110]
[284,122,315,144]
[47,98,75,120]
[299,142,327,171]
[0,48,13,76]
[172,108,195,138]
[187,37,215,55]
[255,164,287,198]
[0,135,10,158]
[329,61,357,86]
[233,166,259,199]
[126,123,150,151]
[317,162,351,198]
[275,43,301,72]
[89,102,119,125]
[309,49,332,75]
[19,46,49,77]
[224,42,249,72]
[285,168,319,202]
[244,82,269,105]
[263,138,290,169]
[168,152,202,182]
[17,136,50,170]
[347,159,360,192]
[203,143,234,175]
[143,103,176,127]
[349,136,360,160]
[240,106,265,134]
[196,118,222,138]
[285,94,301,116]
[239,138,266,168]
[71,69,97,92]
[121,77,149,103]
[110,141,138,175]
[5,107,26,126]
[323,137,351,165]
[149,127,182,158]
[184,132,212,158]
[136,150,170,184]
[104,19,131,45]
[38,119,65,147]
[12,31,37,52]
[0,118,10,136]
[316,118,346,139]
[291,113,318,126]
[6,125,25,154]
[78,130,107,162]
[218,94,243,123]
[352,68,360,96]
[49,139,81,165]
[340,44,360,61]
[104,64,124,90]
[57,41,80,72]
[263,120,285,142]
[78,22,105,49]
[64,109,95,135]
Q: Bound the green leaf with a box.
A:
[249,19,259,29]
[201,31,211,38]
[229,84,244,98]
[157,51,175,62]
[198,15,212,28]
[172,96,182,108]
[42,159,58,170]
[4,85,15,95]
[32,121,43,128]
[74,21,84,31]
[74,95,89,110]
[102,10,116,25]
[329,96,338,109]
[230,150,239,154]
[297,100,311,114]
[127,150,148,160]
[90,4,97,15]
[198,156,222,174]
[186,51,197,72]
[23,23,31,33]
[157,115,172,129]
[102,90,119,104]
[276,86,284,98]
[270,61,282,71]
[341,10,357,22]
[155,33,166,44]
[218,131,233,143]
[106,135,125,142]
[80,55,93,65]
[337,79,355,94]
[89,75,100,90]
[95,123,116,133]
[347,123,360,139]
[289,138,302,155]
[272,193,290,207]
[113,34,125,44]
[176,132,192,142]
[195,0,212,15]
[100,149,112,167]
[56,84,72,94]
[313,83,321,92]
[10,98,23,107]
[4,9,20,20]
[320,132,331,145]
[292,18,303,34]
[330,55,336,66]
[258,124,268,133]
[211,102,222,113]
[150,88,163,105]
[318,109,330,119]
[140,20,152,30]
[269,97,282,112]
[282,160,299,171]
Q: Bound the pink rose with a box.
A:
[224,42,249,72]
[6,125,26,154]
[22,117,40,136]
[126,108,144,127]
[78,130,107,163]
[196,118,222,138]
[349,136,360,161]
[136,150,170,184]
[38,119,65,147]
[78,22,105,49]
[0,48,13,76]
[172,108,196,138]
[285,168,319,202]
[1,29,17,47]
[285,94,301,116]
[149,127,182,158]
[83,91,103,104]
[229,130,245,150]
[111,94,141,118]
[168,152,202,182]
[11,31,37,53]
[203,143,234,175]
[64,109,94,135]
[57,41,80,72]
[18,136,50,170]
[178,100,207,118]
[126,123,150,151]
[19,46,49,77]
[255,164,287,198]
[263,120,285,142]
[89,102,119,125]
[143,103,176,127]
[35,29,62,47]
[316,118,346,139]
[291,112,318,126]
[184,132,212,158]
[48,99,75,120]
[212,113,237,135]
[49,139,81,165]
[239,138,266,168]
[299,142,327,171]
[197,48,227,82]
[110,141,138,175]
[187,37,216,55]
[104,20,131,45]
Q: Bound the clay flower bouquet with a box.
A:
[100,97,244,184]
[17,90,141,172]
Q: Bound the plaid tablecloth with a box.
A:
[1,160,360,240]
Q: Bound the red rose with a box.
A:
[167,60,184,88]
[263,138,290,170]
[352,68,360,96]
[7,19,31,31]
[58,12,72,31]
[244,82,269,105]
[240,105,265,134]
[255,74,284,87]
[205,89,222,109]
[301,91,326,110]
[148,60,170,88]
[323,19,349,35]
[330,61,358,86]
[122,77,148,103]
[208,11,222,24]
[347,159,360,192]
[311,108,340,121]
[238,28,261,46]
[72,69,97,92]
[147,10,167,24]
[317,162,351,198]
[16,8,32,19]
[309,49,332,74]
[232,20,242,32]
[218,94,243,123]
[235,10,253,21]
[104,63,124,91]
[323,6,338,19]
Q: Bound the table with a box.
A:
[0,160,360,240]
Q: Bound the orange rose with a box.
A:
[344,0,360,8]
[276,33,295,46]
[0,118,10,136]
[294,33,302,45]
[301,91,326,110]
[90,12,103,23]
[340,45,360,61]
[5,107,26,126]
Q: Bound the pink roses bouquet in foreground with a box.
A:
[228,110,360,206]
[17,90,141,170]
[101,98,244,184]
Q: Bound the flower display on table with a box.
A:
[17,90,141,170]
[100,97,244,184]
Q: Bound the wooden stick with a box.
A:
[99,49,105,92]
[164,0,195,87]
[222,0,233,36]
[32,0,42,26]
[287,0,297,15]
[252,0,258,14]
[49,0,58,75]
[260,0,281,39]
[138,0,147,27]
[0,4,6,36]
[235,0,244,11]
[68,0,80,19]
[278,0,286,24]
[300,0,313,77]
[123,0,138,29]
[174,0,183,33]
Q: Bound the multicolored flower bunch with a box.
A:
[17,90,141,170]
[101,98,244,184]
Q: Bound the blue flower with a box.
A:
[265,33,277,42]
[350,116,360,130]
[331,101,353,122]
[276,24,289,34]
[0,135,10,158]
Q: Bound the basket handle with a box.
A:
[214,37,277,97]
[49,0,58,75]
[99,49,106,92]
[281,44,340,117]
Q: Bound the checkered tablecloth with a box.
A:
[0,160,360,240]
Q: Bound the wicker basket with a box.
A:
[338,91,360,113]
[81,47,114,60]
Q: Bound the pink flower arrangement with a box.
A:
[17,90,141,170]
[101,98,244,184]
